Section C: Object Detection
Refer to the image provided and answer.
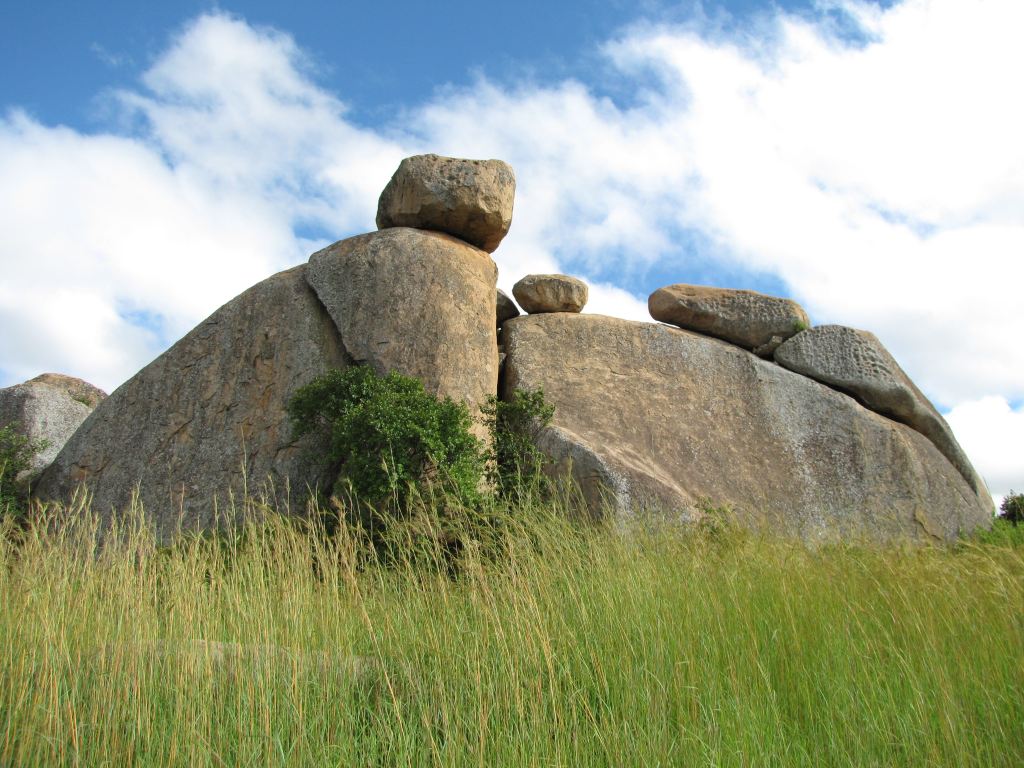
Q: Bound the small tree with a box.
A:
[288,366,485,520]
[999,491,1024,526]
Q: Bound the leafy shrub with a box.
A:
[0,423,46,516]
[999,491,1023,526]
[287,366,485,519]
[481,388,555,499]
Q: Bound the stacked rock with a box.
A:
[35,154,516,540]
[377,154,515,253]
[648,284,809,357]
[512,274,589,314]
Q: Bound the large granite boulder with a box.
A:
[774,325,988,503]
[513,274,588,314]
[34,265,350,542]
[502,313,992,543]
[0,373,106,483]
[376,154,515,253]
[307,228,498,442]
[649,284,810,351]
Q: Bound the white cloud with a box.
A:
[945,397,1024,504]
[0,15,404,392]
[0,2,1021,495]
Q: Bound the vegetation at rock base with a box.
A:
[287,366,486,521]
[1,490,1023,767]
[0,423,46,518]
[287,366,557,542]
[481,386,555,501]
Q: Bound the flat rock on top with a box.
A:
[774,325,989,503]
[34,265,350,542]
[512,274,588,314]
[649,284,810,351]
[0,374,105,478]
[376,154,515,253]
[502,313,991,543]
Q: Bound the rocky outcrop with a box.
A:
[513,274,588,314]
[774,325,988,501]
[496,289,520,328]
[376,154,515,252]
[307,228,498,441]
[0,374,106,482]
[34,265,350,541]
[649,284,809,351]
[502,313,991,543]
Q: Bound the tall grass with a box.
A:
[1,492,1022,766]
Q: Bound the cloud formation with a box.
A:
[0,2,1021,497]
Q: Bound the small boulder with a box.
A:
[0,373,106,482]
[376,154,515,253]
[513,274,588,314]
[774,325,988,501]
[648,284,809,350]
[496,289,520,328]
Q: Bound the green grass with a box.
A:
[1,493,1022,767]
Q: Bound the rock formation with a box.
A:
[502,313,990,543]
[31,152,993,544]
[649,284,809,352]
[34,155,501,541]
[513,274,589,314]
[376,154,515,252]
[774,325,988,503]
[0,374,106,484]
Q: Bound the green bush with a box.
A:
[999,490,1023,526]
[287,366,485,518]
[481,387,555,500]
[0,424,45,516]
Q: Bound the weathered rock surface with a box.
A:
[502,313,992,543]
[649,284,810,350]
[774,325,988,502]
[376,154,515,252]
[513,274,588,314]
[34,265,349,541]
[307,228,498,440]
[496,288,520,327]
[0,374,106,482]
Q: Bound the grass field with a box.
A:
[1,494,1022,766]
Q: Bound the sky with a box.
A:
[0,0,1020,504]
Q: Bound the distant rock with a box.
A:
[307,228,498,443]
[513,274,588,314]
[774,325,988,501]
[502,313,992,543]
[0,373,106,483]
[496,288,520,328]
[649,284,809,351]
[376,154,515,252]
[34,265,350,542]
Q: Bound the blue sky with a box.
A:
[0,0,1021,500]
